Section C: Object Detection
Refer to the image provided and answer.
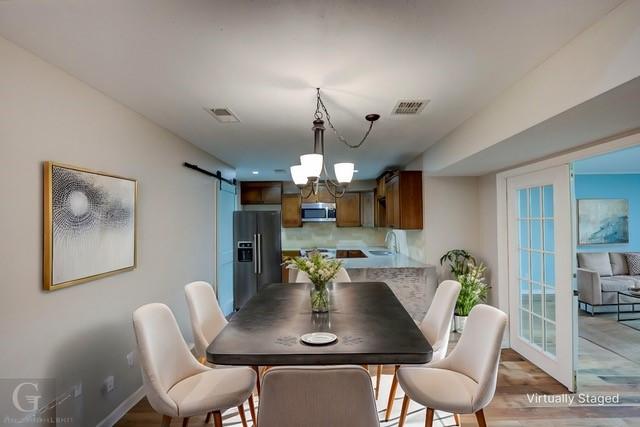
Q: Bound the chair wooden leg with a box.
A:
[161,415,172,427]
[475,409,487,427]
[213,411,223,427]
[425,408,434,427]
[398,395,410,427]
[248,395,257,427]
[375,364,382,400]
[453,413,460,425]
[252,366,261,396]
[238,404,248,427]
[205,412,212,423]
[182,417,190,427]
[384,365,400,421]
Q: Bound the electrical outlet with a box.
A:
[73,383,82,398]
[126,351,134,368]
[103,376,114,393]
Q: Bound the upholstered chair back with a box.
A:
[258,366,379,427]
[132,303,206,416]
[419,280,461,361]
[184,281,228,358]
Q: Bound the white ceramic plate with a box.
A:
[300,332,338,345]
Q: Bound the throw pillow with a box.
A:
[626,253,640,276]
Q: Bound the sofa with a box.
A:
[577,252,640,313]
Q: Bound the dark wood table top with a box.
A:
[207,282,432,366]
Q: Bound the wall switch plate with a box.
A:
[103,376,114,393]
[126,351,134,367]
[73,383,82,398]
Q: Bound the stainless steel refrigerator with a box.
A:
[233,211,282,311]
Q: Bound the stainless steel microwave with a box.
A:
[301,202,336,222]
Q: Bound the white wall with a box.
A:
[424,0,640,173]
[0,36,233,425]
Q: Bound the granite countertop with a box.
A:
[281,246,431,269]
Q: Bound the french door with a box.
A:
[507,165,576,391]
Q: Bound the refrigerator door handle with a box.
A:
[253,234,258,274]
[257,233,263,275]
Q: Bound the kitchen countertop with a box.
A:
[281,246,430,269]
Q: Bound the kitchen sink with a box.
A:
[369,250,394,256]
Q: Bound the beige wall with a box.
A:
[0,36,233,425]
[478,173,499,306]
[401,155,483,281]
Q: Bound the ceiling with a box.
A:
[438,76,640,176]
[0,0,624,180]
[575,143,640,175]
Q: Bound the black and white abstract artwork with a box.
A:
[48,164,136,287]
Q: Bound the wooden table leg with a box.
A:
[182,417,190,427]
[205,412,212,423]
[161,415,172,427]
[453,413,460,425]
[385,365,400,421]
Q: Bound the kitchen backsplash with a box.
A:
[282,223,387,249]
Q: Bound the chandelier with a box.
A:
[290,88,380,198]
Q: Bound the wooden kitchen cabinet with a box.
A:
[336,192,361,227]
[384,171,423,229]
[360,191,374,227]
[374,189,387,227]
[301,184,335,204]
[281,194,302,227]
[240,181,282,204]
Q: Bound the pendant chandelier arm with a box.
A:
[315,88,377,149]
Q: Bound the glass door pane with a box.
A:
[517,185,556,355]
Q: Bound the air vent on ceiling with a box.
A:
[392,99,429,115]
[205,107,240,123]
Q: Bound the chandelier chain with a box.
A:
[315,88,374,149]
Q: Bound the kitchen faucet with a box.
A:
[385,230,398,253]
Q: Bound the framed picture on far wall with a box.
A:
[577,198,629,245]
[43,162,137,291]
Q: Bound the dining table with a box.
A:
[206,282,432,366]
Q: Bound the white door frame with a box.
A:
[496,130,640,389]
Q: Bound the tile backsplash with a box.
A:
[282,223,387,249]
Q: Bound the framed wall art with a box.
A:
[43,162,137,290]
[577,198,629,245]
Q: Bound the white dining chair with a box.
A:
[384,280,461,417]
[295,267,351,283]
[133,303,256,427]
[258,365,380,427]
[396,304,507,427]
[184,281,227,364]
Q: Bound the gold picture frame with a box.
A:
[43,161,137,291]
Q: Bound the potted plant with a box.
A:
[454,262,489,332]
[439,249,476,278]
[285,252,344,313]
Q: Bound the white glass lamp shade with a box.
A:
[290,165,308,186]
[300,154,323,178]
[334,162,355,183]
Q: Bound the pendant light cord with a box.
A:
[315,88,376,149]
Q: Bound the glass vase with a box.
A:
[310,283,330,313]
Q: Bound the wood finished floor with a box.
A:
[118,316,640,426]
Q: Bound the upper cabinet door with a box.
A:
[281,194,302,227]
[385,175,399,228]
[241,181,282,205]
[336,192,361,227]
[384,171,423,229]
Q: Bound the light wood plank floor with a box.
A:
[117,342,640,426]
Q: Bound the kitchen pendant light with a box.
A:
[291,88,379,199]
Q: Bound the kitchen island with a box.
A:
[282,247,438,321]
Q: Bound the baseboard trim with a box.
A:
[96,385,145,427]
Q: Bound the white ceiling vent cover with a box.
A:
[392,100,429,115]
[206,107,240,123]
